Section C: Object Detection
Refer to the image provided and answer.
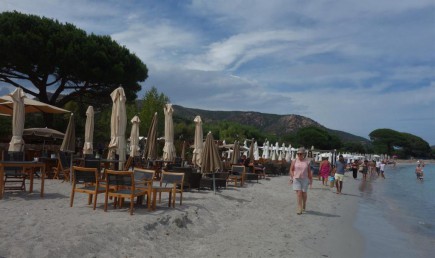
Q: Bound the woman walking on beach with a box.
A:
[289,147,313,215]
[319,157,331,186]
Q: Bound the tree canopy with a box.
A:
[203,121,265,144]
[0,11,148,113]
[282,126,342,150]
[139,86,170,138]
[369,128,431,158]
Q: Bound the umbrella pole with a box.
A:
[70,152,73,184]
[213,172,216,195]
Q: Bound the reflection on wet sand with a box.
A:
[358,179,373,194]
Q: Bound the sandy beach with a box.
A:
[0,173,364,258]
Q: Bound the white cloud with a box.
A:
[1,0,435,144]
[389,66,435,83]
[185,30,311,71]
[111,22,199,69]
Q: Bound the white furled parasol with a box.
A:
[83,106,94,155]
[129,115,141,157]
[192,115,203,168]
[107,87,127,170]
[8,88,25,152]
[162,104,176,162]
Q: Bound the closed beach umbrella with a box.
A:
[143,112,158,161]
[83,106,94,155]
[285,145,292,162]
[278,150,283,161]
[263,140,270,159]
[192,115,203,167]
[162,104,176,162]
[107,87,127,170]
[271,142,277,161]
[201,132,222,194]
[129,115,141,157]
[242,140,248,157]
[60,113,75,180]
[8,88,25,152]
[60,113,76,153]
[248,138,255,163]
[231,141,240,164]
[254,141,259,161]
[201,132,222,173]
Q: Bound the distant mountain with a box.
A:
[173,105,369,143]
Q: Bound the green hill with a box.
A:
[173,105,369,144]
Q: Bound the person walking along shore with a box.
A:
[335,155,346,194]
[289,147,313,215]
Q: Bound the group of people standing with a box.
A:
[350,159,386,181]
[288,148,347,215]
[288,148,389,215]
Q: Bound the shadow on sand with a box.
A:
[304,210,340,218]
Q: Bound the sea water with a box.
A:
[354,163,435,258]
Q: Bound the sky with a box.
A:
[1,0,435,145]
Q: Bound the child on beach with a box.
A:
[329,165,336,188]
[380,160,386,179]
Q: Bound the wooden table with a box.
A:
[0,161,46,199]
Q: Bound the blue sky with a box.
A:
[1,0,435,145]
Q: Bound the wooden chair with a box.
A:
[84,158,102,178]
[245,166,259,183]
[151,171,184,210]
[254,165,266,179]
[172,167,194,190]
[123,156,133,171]
[133,168,155,210]
[104,170,147,215]
[200,172,227,190]
[3,151,26,191]
[227,165,246,187]
[53,152,71,182]
[70,166,106,210]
